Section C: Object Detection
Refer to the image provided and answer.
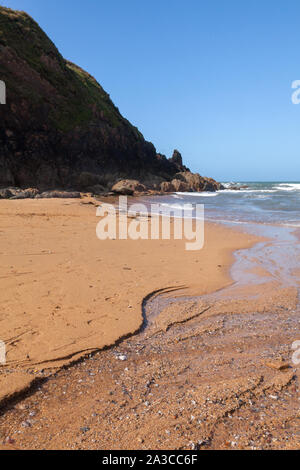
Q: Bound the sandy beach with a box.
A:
[0,197,299,450]
[0,197,256,399]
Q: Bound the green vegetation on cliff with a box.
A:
[0,6,141,134]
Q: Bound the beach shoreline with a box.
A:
[0,196,299,450]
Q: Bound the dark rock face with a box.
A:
[170,150,183,167]
[0,7,181,191]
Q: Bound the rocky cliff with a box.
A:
[0,7,222,194]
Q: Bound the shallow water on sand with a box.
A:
[140,182,300,313]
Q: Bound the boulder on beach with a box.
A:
[160,181,175,192]
[0,187,40,199]
[36,191,81,199]
[111,180,147,195]
[174,172,224,192]
[171,179,190,192]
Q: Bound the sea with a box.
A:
[142,182,300,290]
[160,182,300,227]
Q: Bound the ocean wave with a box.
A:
[174,192,219,197]
[222,189,277,193]
[274,183,300,191]
[221,182,241,188]
[280,222,300,227]
[206,216,300,228]
[205,217,250,225]
[160,183,300,228]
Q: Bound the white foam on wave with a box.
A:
[223,189,277,194]
[206,216,300,228]
[222,182,241,188]
[274,183,300,191]
[174,192,219,197]
[281,222,300,227]
[205,217,250,225]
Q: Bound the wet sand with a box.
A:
[0,197,299,450]
[0,283,299,450]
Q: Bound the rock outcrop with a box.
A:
[160,181,175,193]
[170,179,190,192]
[170,150,183,167]
[174,172,223,192]
[111,180,146,196]
[0,187,39,199]
[36,191,81,199]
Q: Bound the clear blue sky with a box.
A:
[2,0,300,181]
